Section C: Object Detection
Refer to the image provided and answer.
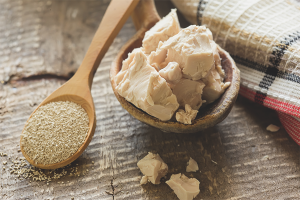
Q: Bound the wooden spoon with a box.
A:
[110,0,240,133]
[20,0,140,169]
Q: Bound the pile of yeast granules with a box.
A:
[21,101,89,165]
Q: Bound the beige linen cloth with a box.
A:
[172,0,300,144]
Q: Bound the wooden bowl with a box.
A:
[110,0,240,133]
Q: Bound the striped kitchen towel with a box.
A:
[171,0,300,144]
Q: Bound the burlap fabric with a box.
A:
[172,0,300,145]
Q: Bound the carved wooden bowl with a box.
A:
[110,0,240,133]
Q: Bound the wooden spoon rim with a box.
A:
[110,27,240,133]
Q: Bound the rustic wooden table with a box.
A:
[1,0,300,199]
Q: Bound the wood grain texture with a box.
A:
[1,0,300,199]
[0,0,108,83]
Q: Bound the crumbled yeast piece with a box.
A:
[210,38,222,69]
[137,152,168,184]
[266,124,280,132]
[176,105,198,125]
[186,157,199,172]
[159,62,182,84]
[142,9,180,54]
[171,79,205,110]
[149,25,214,81]
[166,173,200,200]
[140,175,148,185]
[202,67,231,103]
[201,42,230,103]
[115,48,179,121]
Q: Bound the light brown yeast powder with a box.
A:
[21,101,89,165]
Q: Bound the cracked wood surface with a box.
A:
[1,0,300,199]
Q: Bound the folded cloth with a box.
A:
[171,0,300,145]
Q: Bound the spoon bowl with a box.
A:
[110,0,240,133]
[20,84,96,169]
[20,0,140,169]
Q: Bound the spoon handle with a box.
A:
[131,0,160,31]
[74,0,140,87]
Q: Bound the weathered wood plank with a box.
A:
[1,0,300,200]
[0,0,108,83]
